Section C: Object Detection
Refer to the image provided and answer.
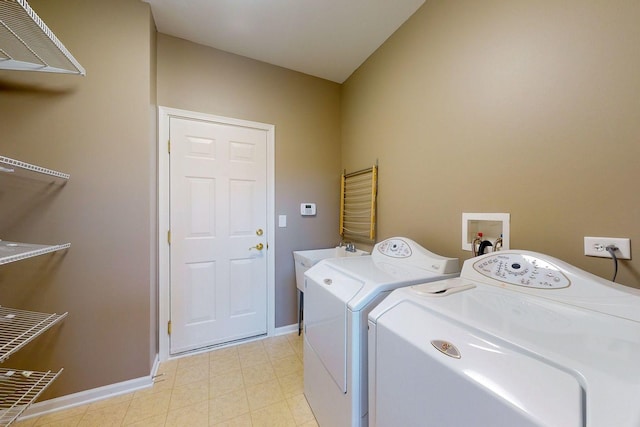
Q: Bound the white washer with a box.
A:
[368,250,640,427]
[303,237,459,427]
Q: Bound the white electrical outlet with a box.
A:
[584,237,631,259]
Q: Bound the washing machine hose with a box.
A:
[478,240,493,255]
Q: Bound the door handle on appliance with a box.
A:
[249,243,264,251]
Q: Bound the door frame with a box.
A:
[157,106,276,361]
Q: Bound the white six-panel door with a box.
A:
[169,116,269,354]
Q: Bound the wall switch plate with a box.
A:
[278,215,287,228]
[584,237,631,259]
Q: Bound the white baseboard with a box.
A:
[275,323,298,336]
[19,355,160,421]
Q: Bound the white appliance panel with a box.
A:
[374,300,583,427]
[368,250,640,427]
[305,263,363,392]
[303,237,460,427]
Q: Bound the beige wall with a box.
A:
[156,34,342,327]
[342,0,640,286]
[0,0,156,398]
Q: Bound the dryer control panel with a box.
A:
[371,237,459,274]
[473,253,570,289]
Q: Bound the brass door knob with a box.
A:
[250,243,264,251]
[256,228,264,236]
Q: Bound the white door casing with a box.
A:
[158,107,275,360]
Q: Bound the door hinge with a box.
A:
[167,320,172,335]
[167,230,171,245]
[168,139,171,154]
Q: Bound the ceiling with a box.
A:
[143,0,425,83]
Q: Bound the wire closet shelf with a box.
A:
[0,368,63,426]
[0,155,70,265]
[0,306,68,363]
[0,154,69,425]
[0,0,86,75]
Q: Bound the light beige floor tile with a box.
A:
[209,388,250,424]
[177,352,209,369]
[123,413,167,426]
[157,358,179,374]
[13,417,38,426]
[236,339,265,354]
[86,392,134,411]
[266,337,283,345]
[21,336,317,427]
[262,335,290,350]
[165,400,209,426]
[209,345,239,360]
[174,363,210,387]
[265,340,296,361]
[123,389,171,425]
[210,347,241,361]
[293,348,304,361]
[133,374,175,398]
[250,401,297,427]
[77,401,129,426]
[286,394,315,425]
[285,332,304,352]
[34,414,84,426]
[210,368,245,398]
[272,354,302,379]
[242,361,277,386]
[238,347,270,368]
[265,335,290,344]
[245,379,285,411]
[212,412,253,427]
[34,406,87,426]
[210,354,242,377]
[169,378,209,411]
[277,371,304,398]
[136,368,177,398]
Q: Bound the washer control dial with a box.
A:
[377,238,412,258]
[473,253,570,289]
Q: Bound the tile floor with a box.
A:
[16,333,317,426]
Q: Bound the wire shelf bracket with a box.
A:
[0,156,69,180]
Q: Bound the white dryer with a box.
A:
[303,237,459,427]
[368,250,640,427]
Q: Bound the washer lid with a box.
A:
[374,299,584,427]
[371,280,640,426]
